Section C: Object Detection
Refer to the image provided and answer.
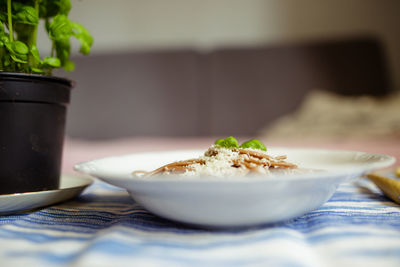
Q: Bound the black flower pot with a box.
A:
[0,72,73,194]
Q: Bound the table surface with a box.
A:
[1,137,399,267]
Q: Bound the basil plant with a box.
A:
[0,0,93,74]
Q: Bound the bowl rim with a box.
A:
[74,147,396,184]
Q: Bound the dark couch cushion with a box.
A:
[64,36,392,139]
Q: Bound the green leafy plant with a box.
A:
[0,0,93,74]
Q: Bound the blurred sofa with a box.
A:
[63,36,392,139]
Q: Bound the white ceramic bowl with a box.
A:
[74,148,395,227]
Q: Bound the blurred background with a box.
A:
[46,0,400,140]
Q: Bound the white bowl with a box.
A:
[74,148,395,227]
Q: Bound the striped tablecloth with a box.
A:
[1,176,400,267]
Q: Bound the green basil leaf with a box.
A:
[214,139,225,146]
[43,56,61,67]
[30,45,41,62]
[14,6,38,26]
[49,15,72,41]
[3,57,11,67]
[5,41,29,55]
[63,60,74,71]
[58,0,72,15]
[214,136,239,149]
[40,0,72,18]
[10,53,28,63]
[30,67,45,74]
[71,22,93,55]
[11,1,24,11]
[0,13,6,25]
[0,35,8,43]
[0,34,8,47]
[39,0,52,18]
[54,38,71,66]
[240,139,267,151]
[5,41,29,63]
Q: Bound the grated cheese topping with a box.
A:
[132,145,299,178]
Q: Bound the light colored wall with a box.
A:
[39,0,400,89]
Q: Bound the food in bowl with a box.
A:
[132,137,297,177]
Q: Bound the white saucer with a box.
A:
[0,175,93,215]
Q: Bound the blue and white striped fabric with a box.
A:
[1,177,400,267]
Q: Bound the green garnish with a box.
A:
[214,137,267,151]
[214,136,239,149]
[239,139,267,151]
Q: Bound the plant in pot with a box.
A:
[0,0,93,194]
